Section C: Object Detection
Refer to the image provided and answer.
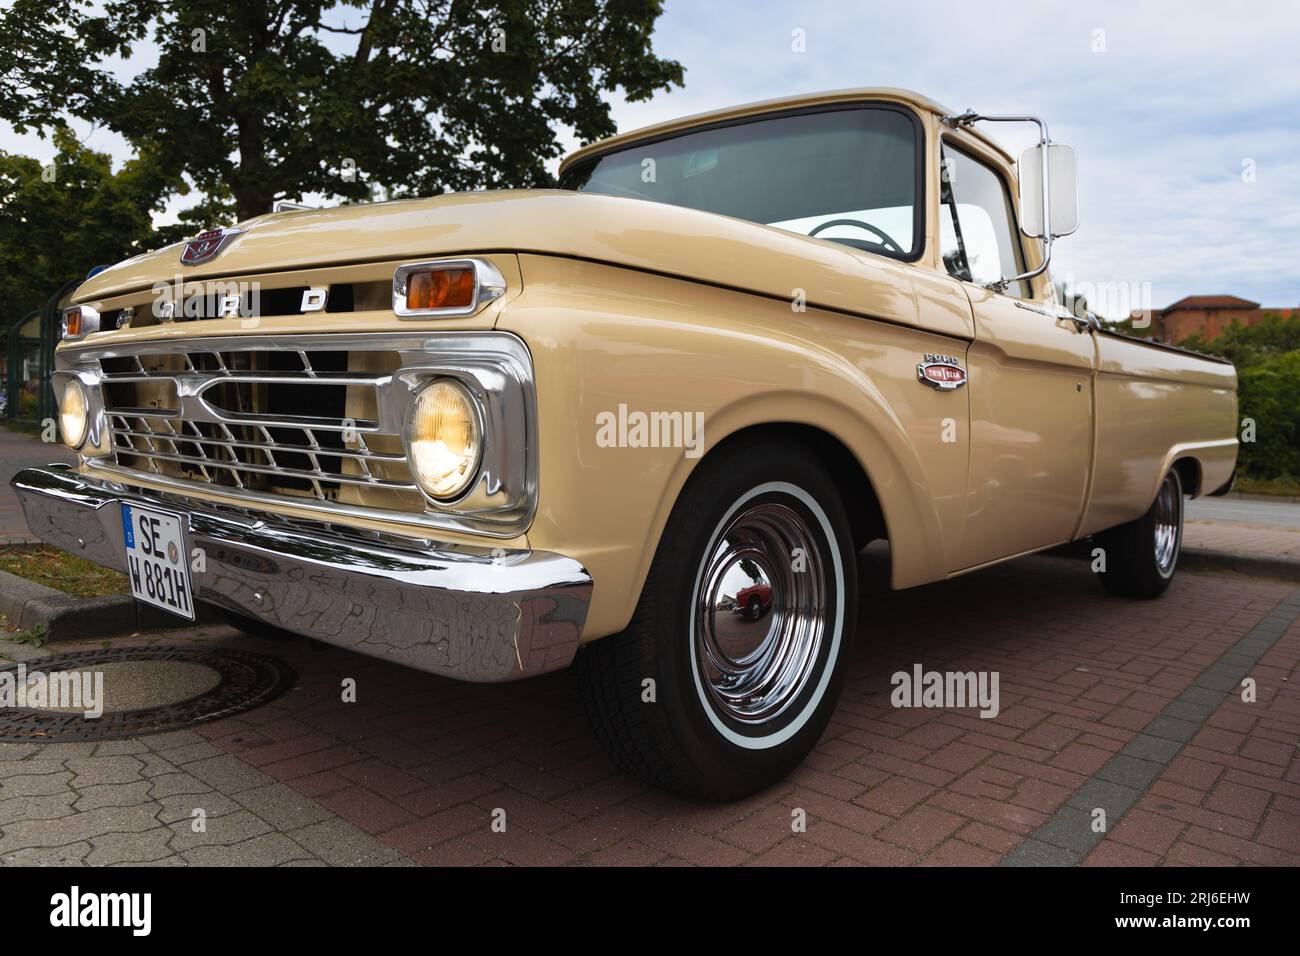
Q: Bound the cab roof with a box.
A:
[559,87,1016,175]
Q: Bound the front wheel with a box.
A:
[576,439,857,801]
[1095,469,1184,599]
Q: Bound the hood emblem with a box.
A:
[918,353,966,390]
[180,227,242,266]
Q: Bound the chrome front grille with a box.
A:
[107,412,416,498]
[55,331,539,538]
[95,342,424,512]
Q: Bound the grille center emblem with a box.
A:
[180,227,243,266]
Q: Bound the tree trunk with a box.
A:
[233,188,276,222]
[231,0,273,222]
[356,0,400,65]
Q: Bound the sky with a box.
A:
[5,0,1299,317]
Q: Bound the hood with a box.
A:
[73,189,920,325]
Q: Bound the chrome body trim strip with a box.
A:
[1014,299,1097,332]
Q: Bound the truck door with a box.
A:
[938,139,1095,571]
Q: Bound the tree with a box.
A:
[1182,312,1300,483]
[1235,351,1300,483]
[1102,313,1139,336]
[1,1,684,221]
[0,128,182,336]
[1182,311,1300,368]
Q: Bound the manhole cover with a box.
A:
[0,646,294,741]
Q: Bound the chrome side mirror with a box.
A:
[942,111,1080,293]
[1018,143,1079,239]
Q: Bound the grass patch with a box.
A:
[0,545,128,598]
[1236,476,1300,498]
[5,623,46,647]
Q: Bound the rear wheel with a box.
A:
[576,439,857,801]
[1095,469,1184,598]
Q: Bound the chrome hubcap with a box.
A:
[695,501,827,724]
[1154,475,1181,575]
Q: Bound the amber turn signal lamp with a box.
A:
[406,267,476,312]
[63,308,83,338]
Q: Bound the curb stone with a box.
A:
[0,568,215,643]
[1226,491,1300,504]
[1178,547,1300,584]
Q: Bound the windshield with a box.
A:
[559,106,920,259]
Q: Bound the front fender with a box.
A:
[500,255,971,639]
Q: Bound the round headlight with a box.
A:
[59,379,89,449]
[405,378,481,500]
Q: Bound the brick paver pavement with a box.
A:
[1184,494,1300,564]
[2,554,1295,866]
[2,426,1296,864]
[1183,520,1300,563]
[1084,614,1300,867]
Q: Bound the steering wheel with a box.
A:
[809,218,904,254]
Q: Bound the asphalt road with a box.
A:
[1187,495,1300,527]
[0,428,73,543]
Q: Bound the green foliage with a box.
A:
[0,127,183,335]
[0,0,684,221]
[1182,312,1300,366]
[1234,350,1300,483]
[7,623,47,648]
[1183,313,1300,483]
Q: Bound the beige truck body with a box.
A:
[24,87,1238,655]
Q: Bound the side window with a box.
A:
[939,144,1028,298]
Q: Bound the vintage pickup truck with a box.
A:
[14,88,1238,799]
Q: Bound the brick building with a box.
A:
[1138,295,1296,345]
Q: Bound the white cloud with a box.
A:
[3,0,1296,314]
[603,0,1300,315]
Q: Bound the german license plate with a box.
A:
[121,503,195,620]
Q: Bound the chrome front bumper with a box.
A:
[11,466,592,682]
